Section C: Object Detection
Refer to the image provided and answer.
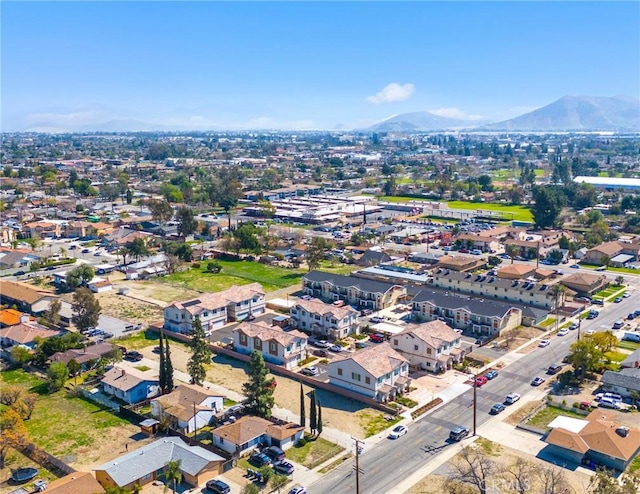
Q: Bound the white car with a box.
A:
[557,328,569,336]
[388,425,408,439]
[585,329,595,336]
[539,339,551,347]
[505,393,521,405]
[623,291,631,298]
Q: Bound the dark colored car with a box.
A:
[449,426,469,442]
[82,248,91,253]
[313,349,329,358]
[206,479,231,494]
[547,364,563,375]
[125,351,143,361]
[249,452,272,467]
[265,445,285,462]
[14,270,25,276]
[490,403,506,415]
[273,460,295,475]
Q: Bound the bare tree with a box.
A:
[163,253,180,275]
[539,464,571,494]
[442,477,477,494]
[504,457,535,494]
[449,446,498,494]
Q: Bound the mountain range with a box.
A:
[367,95,640,132]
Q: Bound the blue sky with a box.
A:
[2,1,639,131]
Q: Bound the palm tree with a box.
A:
[505,244,520,264]
[551,284,566,333]
[163,460,182,494]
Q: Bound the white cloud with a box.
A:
[24,109,112,128]
[429,107,486,121]
[367,83,415,105]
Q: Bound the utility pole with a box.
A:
[473,370,477,437]
[352,436,365,494]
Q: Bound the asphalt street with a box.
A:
[307,291,640,494]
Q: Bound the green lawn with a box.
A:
[445,201,534,222]
[528,405,586,430]
[359,410,402,437]
[604,351,628,363]
[538,317,557,328]
[113,329,160,350]
[0,369,130,459]
[618,340,640,351]
[285,436,345,469]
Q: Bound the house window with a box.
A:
[365,377,370,384]
[414,345,419,351]
[239,334,247,346]
[337,368,343,376]
[254,338,262,350]
[352,372,361,381]
[269,342,278,355]
[393,339,398,346]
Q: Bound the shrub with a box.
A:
[296,437,307,447]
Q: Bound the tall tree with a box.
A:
[176,206,197,238]
[0,409,30,468]
[505,244,520,265]
[187,317,211,386]
[218,179,242,230]
[148,199,174,224]
[47,362,68,392]
[531,186,564,229]
[67,359,81,385]
[242,351,276,418]
[568,338,603,381]
[125,237,150,262]
[45,298,62,327]
[71,287,101,332]
[299,383,306,428]
[309,390,317,434]
[316,395,323,436]
[65,264,95,290]
[163,459,182,494]
[306,237,329,272]
[164,334,174,392]
[449,445,498,494]
[158,330,166,392]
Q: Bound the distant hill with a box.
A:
[367,111,485,132]
[481,95,640,132]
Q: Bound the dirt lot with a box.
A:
[118,278,202,304]
[137,343,380,438]
[406,438,592,494]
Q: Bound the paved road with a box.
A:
[308,292,640,494]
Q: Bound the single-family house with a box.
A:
[0,309,33,328]
[50,342,120,371]
[328,342,411,402]
[0,322,64,360]
[233,321,307,369]
[302,271,407,310]
[150,383,225,434]
[560,272,608,297]
[0,280,59,315]
[543,409,640,471]
[164,283,266,335]
[101,366,160,405]
[44,471,105,494]
[390,321,467,373]
[211,416,304,455]
[601,368,640,399]
[87,277,114,293]
[94,437,225,491]
[290,298,359,340]
[435,255,487,273]
[621,348,640,369]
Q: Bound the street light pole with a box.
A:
[473,370,477,437]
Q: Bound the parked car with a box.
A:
[592,299,604,306]
[614,297,623,303]
[484,370,498,380]
[370,317,384,324]
[613,320,625,330]
[449,426,469,442]
[570,264,580,269]
[579,401,593,410]
[206,479,231,494]
[369,333,385,343]
[249,452,272,467]
[312,349,329,358]
[623,291,631,298]
[629,313,636,320]
[273,461,295,475]
[264,445,285,462]
[538,339,551,348]
[490,403,506,415]
[301,366,319,377]
[288,487,307,494]
[557,328,569,336]
[388,425,408,439]
[82,248,91,253]
[547,364,563,375]
[360,309,373,316]
[315,340,330,348]
[531,376,546,386]
[475,376,488,387]
[505,393,521,405]
[329,344,343,353]
[569,323,579,330]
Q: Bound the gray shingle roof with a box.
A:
[304,271,404,295]
[602,368,640,392]
[412,289,516,318]
[94,437,224,487]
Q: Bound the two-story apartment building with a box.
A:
[290,298,359,340]
[412,290,522,336]
[426,268,564,310]
[233,321,307,369]
[164,283,265,335]
[328,343,410,402]
[435,255,487,273]
[302,271,407,310]
[390,321,467,373]
[583,240,640,266]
